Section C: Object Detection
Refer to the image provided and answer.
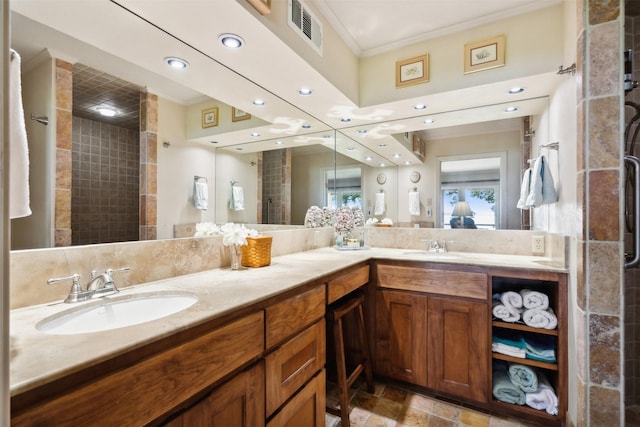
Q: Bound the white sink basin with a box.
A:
[36,291,198,335]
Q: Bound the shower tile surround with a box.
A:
[9,228,565,310]
[71,117,139,245]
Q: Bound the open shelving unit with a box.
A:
[490,271,567,426]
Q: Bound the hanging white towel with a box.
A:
[525,155,558,208]
[516,168,532,210]
[408,191,420,216]
[374,192,385,215]
[10,49,31,219]
[193,181,208,210]
[231,186,245,211]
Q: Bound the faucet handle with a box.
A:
[105,267,130,275]
[47,274,82,302]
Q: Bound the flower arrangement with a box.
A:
[334,206,355,237]
[194,222,220,236]
[219,222,259,246]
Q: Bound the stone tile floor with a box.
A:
[326,379,547,427]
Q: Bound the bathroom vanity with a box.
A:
[9,248,566,426]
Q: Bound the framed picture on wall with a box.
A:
[395,54,429,88]
[232,107,251,122]
[464,34,506,74]
[202,107,219,128]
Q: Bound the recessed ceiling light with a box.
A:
[252,99,265,107]
[302,124,311,129]
[508,87,525,94]
[378,144,387,147]
[505,106,519,113]
[97,107,117,117]
[393,153,401,158]
[404,161,411,165]
[365,156,373,161]
[346,147,356,151]
[340,117,351,123]
[298,87,313,96]
[414,104,427,110]
[323,135,332,139]
[424,119,435,125]
[357,129,367,134]
[275,141,283,145]
[219,33,244,49]
[235,147,244,151]
[164,57,189,69]
[251,132,260,137]
[379,163,386,167]
[210,141,219,144]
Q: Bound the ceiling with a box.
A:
[10,0,561,163]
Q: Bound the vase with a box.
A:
[229,244,243,270]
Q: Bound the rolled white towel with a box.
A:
[492,300,521,323]
[501,291,523,312]
[523,308,557,330]
[525,374,558,415]
[520,289,549,310]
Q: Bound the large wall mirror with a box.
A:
[9,0,555,249]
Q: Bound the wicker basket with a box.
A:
[241,236,273,267]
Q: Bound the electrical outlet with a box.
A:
[532,235,545,255]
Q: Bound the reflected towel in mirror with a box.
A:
[374,192,385,215]
[409,191,420,216]
[193,181,208,210]
[524,155,558,208]
[231,186,245,211]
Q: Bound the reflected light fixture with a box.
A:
[251,132,260,137]
[298,87,313,96]
[365,156,373,161]
[275,140,283,145]
[219,33,244,49]
[340,117,351,123]
[302,124,311,129]
[392,153,401,159]
[504,106,519,113]
[164,57,189,69]
[252,99,265,107]
[414,103,427,110]
[424,119,435,125]
[97,106,117,117]
[508,86,525,94]
[451,201,473,228]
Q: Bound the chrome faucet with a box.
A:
[48,267,130,303]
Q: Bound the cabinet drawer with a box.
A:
[266,285,325,349]
[12,311,265,426]
[376,264,488,300]
[266,369,326,427]
[265,320,325,416]
[327,265,370,304]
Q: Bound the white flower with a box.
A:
[365,218,379,225]
[194,222,220,237]
[381,217,393,225]
[220,222,258,246]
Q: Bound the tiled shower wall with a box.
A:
[71,117,139,245]
[262,148,291,224]
[625,12,640,407]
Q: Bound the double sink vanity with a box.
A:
[9,237,568,426]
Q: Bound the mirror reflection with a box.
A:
[9,1,553,250]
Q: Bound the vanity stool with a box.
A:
[326,291,375,427]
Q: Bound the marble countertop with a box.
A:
[10,247,566,396]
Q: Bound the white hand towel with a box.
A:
[10,49,31,219]
[408,191,420,216]
[525,156,558,208]
[492,300,521,322]
[193,181,208,210]
[374,192,385,215]
[516,168,532,210]
[522,308,558,330]
[501,291,523,313]
[231,186,245,211]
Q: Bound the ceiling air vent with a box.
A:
[288,0,323,56]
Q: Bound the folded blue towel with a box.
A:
[493,330,526,349]
[492,361,525,405]
[524,335,556,362]
[508,363,538,393]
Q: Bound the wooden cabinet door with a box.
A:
[427,297,488,403]
[375,290,427,386]
[176,361,265,427]
[267,370,325,427]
